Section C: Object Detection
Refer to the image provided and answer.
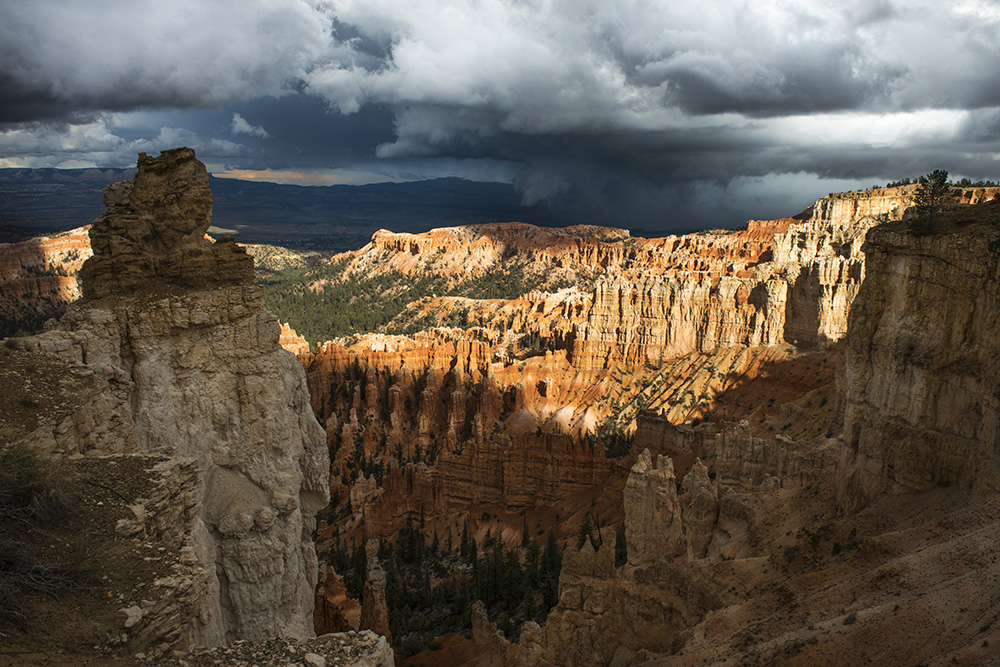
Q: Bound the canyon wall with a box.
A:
[498,451,739,666]
[357,431,624,537]
[838,210,1000,510]
[511,194,1000,665]
[15,148,329,652]
[569,187,1000,369]
[345,220,783,289]
[567,196,887,370]
[0,226,91,332]
[303,187,910,548]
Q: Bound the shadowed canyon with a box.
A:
[2,149,1000,666]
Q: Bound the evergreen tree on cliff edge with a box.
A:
[914,169,951,229]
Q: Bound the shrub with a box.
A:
[0,443,82,624]
[0,443,68,524]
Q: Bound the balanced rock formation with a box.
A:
[15,148,328,652]
[79,149,252,298]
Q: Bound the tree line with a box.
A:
[327,512,630,658]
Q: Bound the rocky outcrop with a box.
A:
[280,322,311,355]
[80,149,253,298]
[679,460,719,559]
[838,211,1000,510]
[358,539,392,644]
[14,148,328,652]
[160,630,395,667]
[623,450,685,566]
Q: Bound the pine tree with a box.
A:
[473,554,488,602]
[466,531,478,567]
[541,528,562,608]
[914,169,950,229]
[615,524,628,568]
[403,517,419,564]
[521,589,537,622]
[490,543,504,603]
[504,548,524,607]
[524,538,541,588]
[543,528,561,577]
[460,524,470,559]
[577,514,592,549]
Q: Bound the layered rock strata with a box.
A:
[623,450,685,564]
[15,148,329,651]
[569,186,1000,369]
[505,455,734,666]
[839,211,1000,510]
[0,226,92,332]
[568,205,875,370]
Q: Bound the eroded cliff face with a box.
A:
[568,187,1000,369]
[495,452,740,666]
[496,196,1000,667]
[838,209,1000,510]
[0,226,92,333]
[11,148,329,654]
[302,189,888,615]
[568,198,888,370]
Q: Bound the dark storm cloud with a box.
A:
[0,0,330,122]
[300,0,1000,226]
[2,0,1000,228]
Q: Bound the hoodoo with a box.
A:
[14,148,329,652]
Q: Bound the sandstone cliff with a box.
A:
[488,194,1000,667]
[569,186,1000,369]
[838,204,1000,510]
[359,539,392,644]
[0,225,92,334]
[7,148,329,656]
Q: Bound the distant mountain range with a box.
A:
[0,168,564,251]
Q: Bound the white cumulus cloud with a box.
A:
[231,113,270,138]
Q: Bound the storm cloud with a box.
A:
[2,0,999,229]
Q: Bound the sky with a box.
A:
[2,0,999,231]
